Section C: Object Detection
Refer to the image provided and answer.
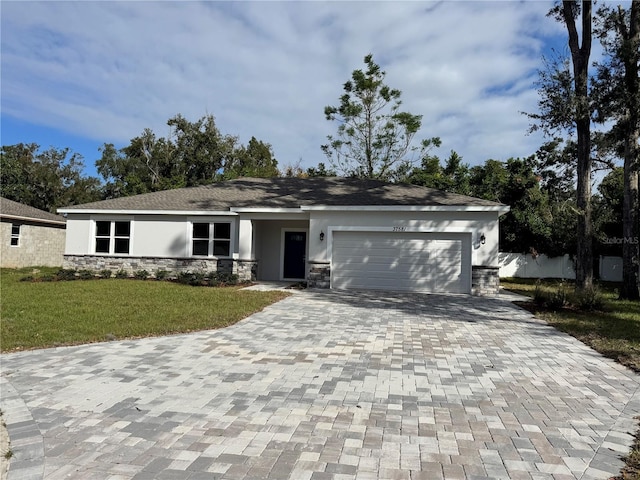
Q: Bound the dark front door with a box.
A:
[283,231,307,279]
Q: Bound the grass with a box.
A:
[501,277,640,479]
[0,267,289,352]
[501,278,640,372]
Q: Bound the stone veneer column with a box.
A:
[307,262,330,289]
[471,266,500,296]
[234,260,258,282]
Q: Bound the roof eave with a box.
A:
[301,205,510,213]
[58,209,237,216]
[229,207,306,213]
[0,213,66,225]
[58,205,511,215]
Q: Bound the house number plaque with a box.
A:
[392,226,406,232]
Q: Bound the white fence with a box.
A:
[599,256,623,282]
[498,253,624,282]
[499,253,576,279]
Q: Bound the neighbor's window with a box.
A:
[10,224,20,246]
[192,222,231,257]
[95,220,130,254]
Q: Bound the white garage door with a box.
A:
[331,231,471,294]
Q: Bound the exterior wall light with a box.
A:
[480,233,486,245]
[320,231,325,242]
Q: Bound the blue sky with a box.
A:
[1,1,572,180]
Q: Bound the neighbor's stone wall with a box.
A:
[63,255,258,282]
[472,266,500,296]
[307,262,330,289]
[1,220,66,268]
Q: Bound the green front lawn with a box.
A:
[0,268,289,352]
[501,277,640,480]
[501,278,640,372]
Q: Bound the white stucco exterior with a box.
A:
[62,206,503,291]
[306,209,500,268]
[65,213,237,258]
[60,176,508,296]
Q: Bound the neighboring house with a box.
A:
[1,197,67,268]
[58,177,509,295]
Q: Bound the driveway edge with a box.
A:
[0,375,44,480]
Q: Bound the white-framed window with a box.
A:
[191,222,231,257]
[95,220,131,254]
[10,224,20,247]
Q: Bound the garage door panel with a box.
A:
[337,263,434,276]
[336,238,401,248]
[334,246,411,257]
[437,254,462,266]
[336,256,404,268]
[337,276,436,291]
[332,231,470,294]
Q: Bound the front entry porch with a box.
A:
[244,218,310,283]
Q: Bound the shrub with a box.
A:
[55,269,78,281]
[155,269,169,281]
[533,281,548,306]
[174,271,239,287]
[573,285,606,312]
[210,271,239,286]
[547,281,569,310]
[189,272,206,286]
[174,271,235,287]
[98,269,113,279]
[114,269,129,279]
[77,269,95,280]
[134,270,150,280]
[176,272,193,285]
[19,275,35,283]
[176,271,206,286]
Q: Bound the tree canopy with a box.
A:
[406,153,579,258]
[322,54,440,181]
[97,114,278,198]
[0,143,101,212]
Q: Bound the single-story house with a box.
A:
[58,177,509,295]
[1,197,67,268]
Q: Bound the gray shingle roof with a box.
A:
[60,177,506,212]
[1,197,66,224]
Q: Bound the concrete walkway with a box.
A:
[1,291,639,480]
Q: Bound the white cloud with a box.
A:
[1,0,564,171]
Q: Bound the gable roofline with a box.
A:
[1,197,67,225]
[0,213,68,226]
[58,177,509,213]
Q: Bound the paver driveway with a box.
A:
[1,291,639,480]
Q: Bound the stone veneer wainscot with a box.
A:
[63,255,257,281]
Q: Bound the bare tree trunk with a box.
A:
[620,1,640,300]
[621,153,639,299]
[563,0,593,290]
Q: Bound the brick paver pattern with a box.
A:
[1,291,639,480]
